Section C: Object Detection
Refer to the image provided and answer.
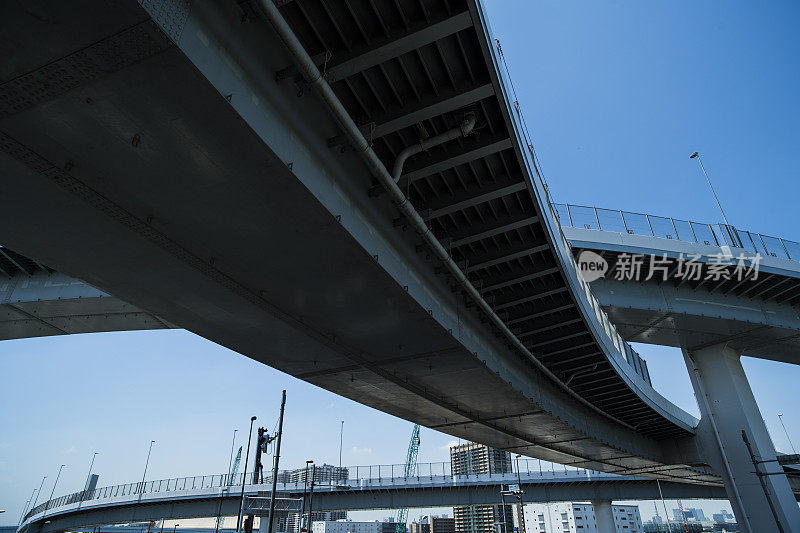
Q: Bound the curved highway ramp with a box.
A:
[1,1,798,530]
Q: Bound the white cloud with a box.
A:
[439,440,459,451]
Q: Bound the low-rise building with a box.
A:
[312,521,395,533]
[410,515,453,533]
[520,502,642,532]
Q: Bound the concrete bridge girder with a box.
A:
[0,0,697,485]
[0,272,171,339]
[587,277,800,364]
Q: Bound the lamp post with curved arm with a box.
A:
[690,151,731,228]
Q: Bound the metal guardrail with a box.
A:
[22,459,616,522]
[553,203,800,263]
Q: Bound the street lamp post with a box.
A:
[228,429,238,484]
[778,413,797,454]
[689,152,731,228]
[31,476,47,511]
[86,452,99,488]
[19,488,37,526]
[300,460,313,532]
[173,523,179,533]
[306,464,317,533]
[140,441,155,495]
[43,465,65,516]
[77,452,98,512]
[237,416,257,532]
[338,421,344,468]
[18,499,31,526]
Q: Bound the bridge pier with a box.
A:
[683,344,800,532]
[590,500,614,533]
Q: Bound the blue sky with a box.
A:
[2,0,800,526]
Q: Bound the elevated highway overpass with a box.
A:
[18,462,738,533]
[1,0,797,529]
[0,247,171,339]
[555,204,800,365]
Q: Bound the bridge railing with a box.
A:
[552,203,800,263]
[22,459,608,522]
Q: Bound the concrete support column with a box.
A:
[683,344,800,532]
[591,500,614,533]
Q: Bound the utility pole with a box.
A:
[267,390,287,533]
[237,416,257,532]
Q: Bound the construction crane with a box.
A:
[395,424,421,533]
[215,446,242,532]
[229,446,242,485]
[676,499,689,533]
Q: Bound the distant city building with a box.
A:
[281,511,347,532]
[409,516,453,533]
[409,522,429,533]
[450,443,513,533]
[712,509,735,524]
[642,524,703,533]
[380,519,403,533]
[273,464,348,532]
[281,464,349,485]
[312,521,395,533]
[672,508,705,522]
[429,516,455,533]
[520,502,642,532]
[450,442,513,475]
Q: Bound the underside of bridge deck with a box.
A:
[0,0,717,489]
[565,227,800,364]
